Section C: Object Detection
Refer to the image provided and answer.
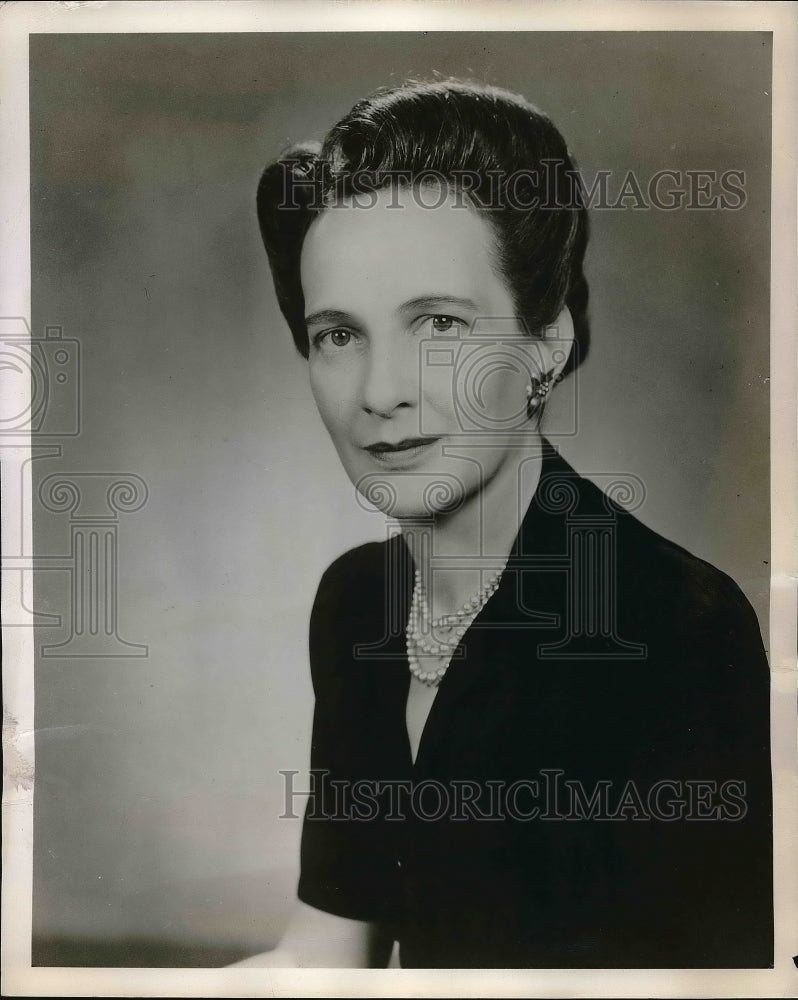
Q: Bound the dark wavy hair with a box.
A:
[256,79,590,378]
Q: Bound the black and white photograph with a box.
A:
[2,1,797,997]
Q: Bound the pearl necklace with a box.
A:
[406,564,506,687]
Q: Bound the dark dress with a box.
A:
[296,440,773,968]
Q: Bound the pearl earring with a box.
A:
[525,370,556,411]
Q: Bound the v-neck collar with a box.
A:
[388,437,578,772]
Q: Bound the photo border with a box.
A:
[2,1,796,997]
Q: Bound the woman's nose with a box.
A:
[361,341,416,417]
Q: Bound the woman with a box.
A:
[237,80,772,968]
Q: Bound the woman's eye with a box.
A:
[313,328,353,350]
[430,315,460,335]
[328,329,351,347]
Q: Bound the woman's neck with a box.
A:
[400,434,546,620]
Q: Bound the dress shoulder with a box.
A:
[543,445,763,639]
[315,539,391,594]
[589,476,765,648]
[311,540,393,627]
[308,538,402,694]
[556,461,768,685]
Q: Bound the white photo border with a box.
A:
[2,1,796,997]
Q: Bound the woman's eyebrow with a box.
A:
[305,296,479,327]
[304,307,352,327]
[399,295,479,315]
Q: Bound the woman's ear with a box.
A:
[540,305,575,381]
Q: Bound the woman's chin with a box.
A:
[352,472,468,520]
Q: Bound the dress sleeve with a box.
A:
[677,580,773,965]
[623,573,774,967]
[296,554,403,924]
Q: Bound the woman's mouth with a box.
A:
[363,437,441,466]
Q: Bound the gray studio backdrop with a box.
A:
[29,32,770,965]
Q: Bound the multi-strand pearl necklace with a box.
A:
[406,564,507,687]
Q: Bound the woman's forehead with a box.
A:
[300,186,507,316]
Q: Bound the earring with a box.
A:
[525,370,557,413]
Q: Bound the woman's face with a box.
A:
[300,185,571,518]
